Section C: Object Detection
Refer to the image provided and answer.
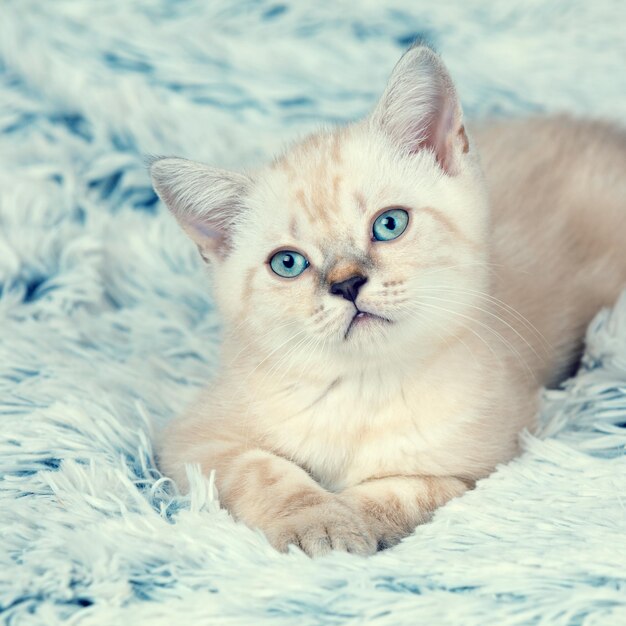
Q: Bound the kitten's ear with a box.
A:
[371,45,468,175]
[150,157,250,263]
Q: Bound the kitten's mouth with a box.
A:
[344,309,392,339]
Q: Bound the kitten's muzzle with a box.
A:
[329,275,367,302]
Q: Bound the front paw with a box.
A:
[263,496,377,557]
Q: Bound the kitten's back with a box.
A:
[474,116,626,385]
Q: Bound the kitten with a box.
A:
[150,45,626,556]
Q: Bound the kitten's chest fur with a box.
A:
[253,343,531,491]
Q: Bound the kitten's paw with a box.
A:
[265,497,377,557]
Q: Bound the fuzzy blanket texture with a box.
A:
[1,1,625,624]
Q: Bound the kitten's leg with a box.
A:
[340,475,470,549]
[193,440,378,557]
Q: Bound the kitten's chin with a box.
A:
[344,310,392,341]
[339,310,449,363]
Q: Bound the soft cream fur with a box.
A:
[150,46,626,556]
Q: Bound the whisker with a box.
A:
[225,318,301,366]
[415,293,545,366]
[417,260,504,280]
[287,333,324,383]
[411,299,535,380]
[394,302,496,370]
[262,332,312,383]
[412,284,552,353]
[243,327,309,383]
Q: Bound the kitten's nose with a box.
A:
[329,275,368,302]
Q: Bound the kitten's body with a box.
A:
[152,48,626,556]
[480,117,626,386]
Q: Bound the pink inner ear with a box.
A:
[410,87,463,175]
[192,220,222,240]
[181,216,231,260]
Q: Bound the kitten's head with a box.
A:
[151,46,489,368]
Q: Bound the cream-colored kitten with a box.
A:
[150,45,626,556]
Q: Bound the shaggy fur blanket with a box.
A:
[0,1,624,624]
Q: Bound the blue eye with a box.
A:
[372,208,409,242]
[269,250,309,278]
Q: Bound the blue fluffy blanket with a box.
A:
[1,1,625,624]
